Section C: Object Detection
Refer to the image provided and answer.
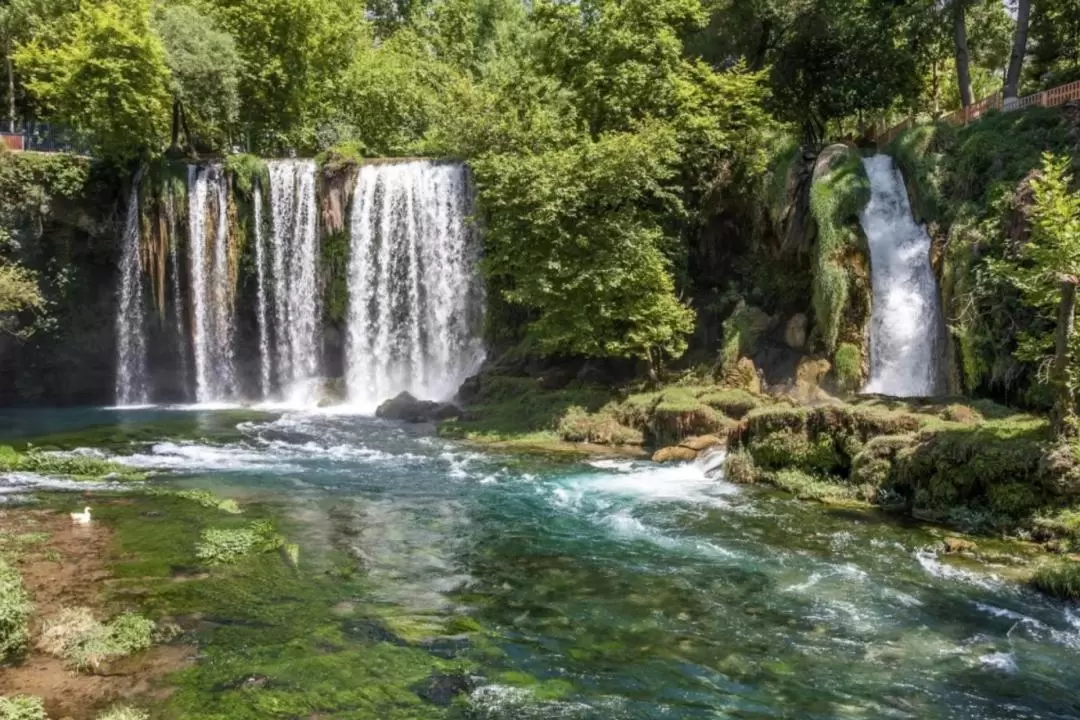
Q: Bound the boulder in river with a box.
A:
[375,392,463,423]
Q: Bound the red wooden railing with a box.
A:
[875,79,1080,146]
[0,132,24,151]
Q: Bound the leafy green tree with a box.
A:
[14,0,171,161]
[472,123,695,374]
[152,4,241,153]
[205,0,365,153]
[991,155,1080,437]
[1027,0,1080,88]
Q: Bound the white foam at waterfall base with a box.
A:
[859,154,944,397]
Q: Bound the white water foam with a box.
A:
[914,548,1002,591]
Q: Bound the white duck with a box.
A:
[70,506,92,525]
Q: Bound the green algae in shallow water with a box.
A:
[91,494,482,720]
[0,445,144,481]
[0,557,31,662]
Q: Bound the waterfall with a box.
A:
[187,164,238,403]
[859,155,943,397]
[114,182,149,405]
[267,160,322,403]
[253,180,272,400]
[345,161,485,410]
[165,188,190,402]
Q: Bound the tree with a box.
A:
[992,155,1080,438]
[14,0,172,161]
[1028,0,1080,87]
[153,4,241,153]
[204,0,365,153]
[1004,0,1031,102]
[953,0,974,107]
[471,123,695,373]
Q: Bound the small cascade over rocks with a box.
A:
[346,161,485,410]
[859,155,944,397]
[266,160,322,403]
[114,180,149,405]
[187,164,239,403]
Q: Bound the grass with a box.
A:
[95,708,149,720]
[39,607,156,671]
[0,558,31,662]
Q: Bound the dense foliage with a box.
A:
[0,0,1077,375]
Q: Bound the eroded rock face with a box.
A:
[375,392,463,423]
[652,446,699,463]
[784,313,808,349]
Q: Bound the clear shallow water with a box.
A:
[4,409,1080,719]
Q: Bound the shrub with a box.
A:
[0,696,46,720]
[1031,563,1080,600]
[556,406,643,446]
[39,608,155,671]
[699,389,761,419]
[0,559,31,662]
[195,521,284,565]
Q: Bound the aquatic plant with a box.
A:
[0,445,144,481]
[0,696,47,720]
[39,607,156,671]
[195,521,284,565]
[165,489,242,514]
[1030,562,1080,600]
[0,559,31,663]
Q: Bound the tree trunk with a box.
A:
[170,97,180,152]
[1051,279,1078,439]
[6,39,14,134]
[953,0,974,108]
[1004,0,1031,102]
[749,19,772,71]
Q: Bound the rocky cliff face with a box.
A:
[0,153,125,406]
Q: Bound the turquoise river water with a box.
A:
[2,407,1079,719]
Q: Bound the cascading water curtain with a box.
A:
[252,178,273,400]
[187,164,239,403]
[114,182,149,406]
[345,161,485,410]
[266,159,322,403]
[859,155,944,397]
